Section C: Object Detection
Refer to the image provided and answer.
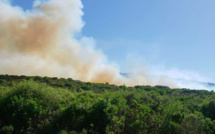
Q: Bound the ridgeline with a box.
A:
[0,75,215,134]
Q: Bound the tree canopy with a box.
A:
[0,75,215,134]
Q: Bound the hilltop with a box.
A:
[0,74,215,134]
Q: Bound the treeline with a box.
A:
[0,75,215,134]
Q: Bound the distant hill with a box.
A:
[120,72,215,90]
[203,82,215,87]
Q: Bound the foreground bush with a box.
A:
[0,75,215,133]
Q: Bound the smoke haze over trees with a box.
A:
[1,0,214,90]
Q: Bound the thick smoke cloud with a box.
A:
[1,0,213,90]
[0,0,138,85]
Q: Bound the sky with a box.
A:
[9,0,215,84]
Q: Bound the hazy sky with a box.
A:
[12,0,215,81]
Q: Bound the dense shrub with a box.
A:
[0,75,215,133]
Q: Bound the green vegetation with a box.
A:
[0,74,215,134]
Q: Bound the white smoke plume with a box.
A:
[0,0,214,90]
[0,0,124,83]
[0,0,144,86]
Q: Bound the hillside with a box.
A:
[0,75,215,134]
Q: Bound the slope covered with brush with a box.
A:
[0,75,215,134]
